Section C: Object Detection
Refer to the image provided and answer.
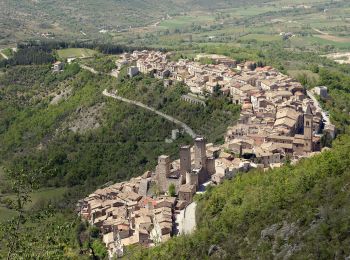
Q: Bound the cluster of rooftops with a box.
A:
[78,174,177,257]
[78,51,336,258]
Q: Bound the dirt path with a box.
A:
[312,28,327,35]
[312,28,350,43]
[80,64,99,74]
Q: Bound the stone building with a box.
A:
[178,184,196,203]
[313,86,328,99]
[156,155,172,193]
[53,61,64,72]
[179,145,191,182]
[303,104,313,152]
[127,66,139,77]
[155,137,216,196]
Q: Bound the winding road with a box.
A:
[80,64,196,137]
[0,47,17,60]
[103,89,197,138]
[80,64,99,74]
[0,50,9,60]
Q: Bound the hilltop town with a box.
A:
[78,50,336,258]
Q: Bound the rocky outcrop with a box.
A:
[260,221,301,259]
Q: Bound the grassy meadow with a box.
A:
[0,187,68,221]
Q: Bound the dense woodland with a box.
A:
[0,47,54,67]
[0,42,350,258]
[0,66,181,188]
[18,41,162,55]
[0,42,164,68]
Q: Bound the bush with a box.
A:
[168,183,176,197]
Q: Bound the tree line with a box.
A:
[0,40,167,68]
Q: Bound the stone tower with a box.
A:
[157,155,171,176]
[194,137,207,170]
[156,155,171,192]
[180,145,191,183]
[206,157,216,176]
[304,104,313,152]
[186,169,199,188]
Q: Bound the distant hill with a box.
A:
[0,0,272,44]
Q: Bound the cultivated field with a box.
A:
[107,0,350,53]
[1,0,349,53]
[56,48,98,59]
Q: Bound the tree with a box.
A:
[0,169,37,259]
[0,165,56,259]
[168,183,176,197]
[321,132,333,148]
[90,225,100,239]
[92,239,108,259]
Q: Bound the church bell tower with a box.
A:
[304,104,313,152]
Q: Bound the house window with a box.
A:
[306,121,310,127]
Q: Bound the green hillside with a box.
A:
[0,64,238,189]
[129,135,350,259]
[0,0,349,257]
[0,46,241,258]
[1,42,350,257]
[110,67,240,143]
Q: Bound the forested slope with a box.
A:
[0,64,187,188]
[130,135,350,259]
[0,62,239,189]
